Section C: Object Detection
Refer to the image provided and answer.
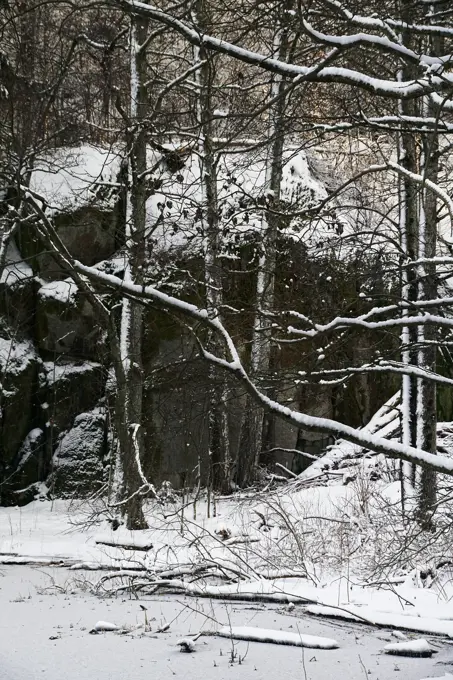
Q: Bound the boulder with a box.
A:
[0,429,47,505]
[0,334,39,469]
[39,360,106,434]
[31,207,118,278]
[0,241,36,332]
[35,279,107,360]
[49,408,107,497]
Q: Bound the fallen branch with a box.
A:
[114,578,316,603]
[204,625,339,649]
[95,539,153,551]
[305,604,453,637]
[385,639,433,657]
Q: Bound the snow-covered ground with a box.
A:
[2,483,453,679]
[1,564,451,680]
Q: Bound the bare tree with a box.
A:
[236,0,294,487]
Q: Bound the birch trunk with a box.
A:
[113,13,149,529]
[399,0,439,525]
[235,2,291,487]
[416,130,438,526]
[416,22,441,526]
[399,2,420,490]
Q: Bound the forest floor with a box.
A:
[2,476,453,680]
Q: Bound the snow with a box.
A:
[177,637,196,652]
[0,564,450,680]
[385,638,433,656]
[216,625,339,649]
[41,360,101,386]
[0,335,37,376]
[29,144,121,214]
[0,241,33,287]
[13,428,44,471]
[3,471,453,679]
[301,20,448,68]
[146,148,329,257]
[90,621,120,633]
[23,143,329,261]
[306,605,453,637]
[38,278,78,304]
[20,139,416,269]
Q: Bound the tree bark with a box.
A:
[399,0,421,489]
[114,12,150,530]
[416,23,441,527]
[236,1,291,487]
[193,0,232,493]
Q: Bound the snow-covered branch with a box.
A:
[63,261,453,478]
[300,19,453,68]
[317,0,453,39]
[297,363,453,388]
[114,0,453,100]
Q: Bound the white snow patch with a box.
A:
[0,335,36,375]
[0,241,33,287]
[90,621,119,633]
[177,637,196,652]
[38,278,78,304]
[30,144,121,214]
[385,639,433,656]
[41,361,101,385]
[217,625,339,649]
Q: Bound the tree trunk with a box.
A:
[416,27,441,527]
[399,0,439,525]
[114,13,150,530]
[236,1,291,487]
[399,0,420,490]
[416,133,438,526]
[193,0,232,493]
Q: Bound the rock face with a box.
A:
[0,147,118,504]
[0,330,107,504]
[50,409,107,497]
[36,280,105,359]
[0,145,400,504]
[3,429,46,505]
[0,336,40,500]
[39,361,106,434]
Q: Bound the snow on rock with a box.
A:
[30,144,121,214]
[385,639,433,657]
[147,149,329,256]
[392,631,408,640]
[38,279,78,305]
[90,621,119,633]
[216,626,339,649]
[281,152,327,206]
[0,241,33,288]
[12,428,45,473]
[41,360,102,386]
[26,144,336,261]
[420,675,453,680]
[0,335,37,377]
